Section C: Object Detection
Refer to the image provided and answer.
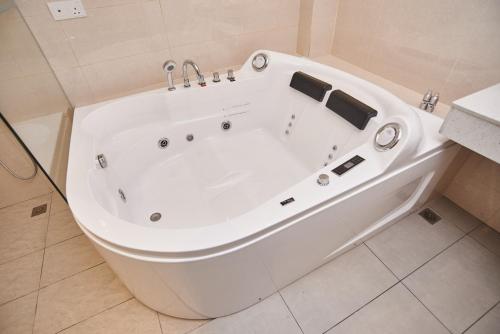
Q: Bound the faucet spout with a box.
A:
[182,60,205,87]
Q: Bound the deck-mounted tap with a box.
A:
[182,60,204,87]
[162,60,177,91]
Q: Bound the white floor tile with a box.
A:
[280,245,397,334]
[59,299,161,334]
[327,283,449,334]
[158,313,207,334]
[366,212,464,278]
[470,224,500,258]
[404,237,500,334]
[190,294,301,334]
[428,197,482,233]
[465,303,500,334]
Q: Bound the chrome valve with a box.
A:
[227,69,235,82]
[212,72,221,82]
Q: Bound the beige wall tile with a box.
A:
[46,209,83,246]
[40,235,103,287]
[0,251,43,305]
[60,299,161,334]
[60,1,166,66]
[331,0,500,104]
[0,292,38,334]
[81,49,170,102]
[34,263,131,334]
[309,0,338,57]
[331,0,384,68]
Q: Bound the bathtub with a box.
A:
[67,50,458,319]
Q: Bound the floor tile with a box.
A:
[59,299,161,334]
[0,195,51,223]
[0,292,38,334]
[465,302,500,334]
[366,212,464,278]
[404,237,500,334]
[34,263,131,334]
[470,224,500,258]
[45,209,82,247]
[40,235,104,287]
[0,251,43,305]
[0,196,50,264]
[190,294,301,334]
[327,283,449,334]
[428,196,482,233]
[158,313,208,334]
[0,215,47,265]
[280,245,397,334]
[50,192,68,215]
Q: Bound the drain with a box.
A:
[419,208,441,224]
[186,134,194,141]
[150,212,162,222]
[31,204,47,217]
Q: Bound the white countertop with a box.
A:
[452,83,500,126]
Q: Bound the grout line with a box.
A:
[31,196,52,333]
[54,297,134,334]
[38,261,106,290]
[156,311,164,334]
[364,242,399,280]
[461,300,500,334]
[278,291,305,334]
[322,280,400,334]
[0,231,83,267]
[0,192,52,211]
[401,281,453,334]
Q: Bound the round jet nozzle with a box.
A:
[163,60,176,72]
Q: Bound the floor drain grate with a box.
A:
[31,204,47,217]
[419,208,441,225]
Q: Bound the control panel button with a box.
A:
[317,174,330,186]
[332,155,365,176]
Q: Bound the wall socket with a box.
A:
[47,0,87,21]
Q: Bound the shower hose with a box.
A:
[0,154,38,180]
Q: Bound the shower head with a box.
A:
[163,60,176,72]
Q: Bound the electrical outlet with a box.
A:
[47,0,87,21]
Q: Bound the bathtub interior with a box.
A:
[77,52,420,230]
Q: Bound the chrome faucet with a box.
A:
[182,60,206,87]
[162,60,176,91]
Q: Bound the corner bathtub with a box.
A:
[67,50,458,319]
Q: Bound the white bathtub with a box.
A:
[67,51,458,319]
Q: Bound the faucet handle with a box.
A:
[227,69,235,82]
[212,72,221,83]
[198,74,206,87]
[183,77,190,88]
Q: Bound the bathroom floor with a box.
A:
[1,194,500,334]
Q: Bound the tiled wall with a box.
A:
[15,0,300,106]
[297,0,338,57]
[0,3,69,123]
[331,0,500,104]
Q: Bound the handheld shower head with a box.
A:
[162,60,177,91]
[163,60,176,72]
